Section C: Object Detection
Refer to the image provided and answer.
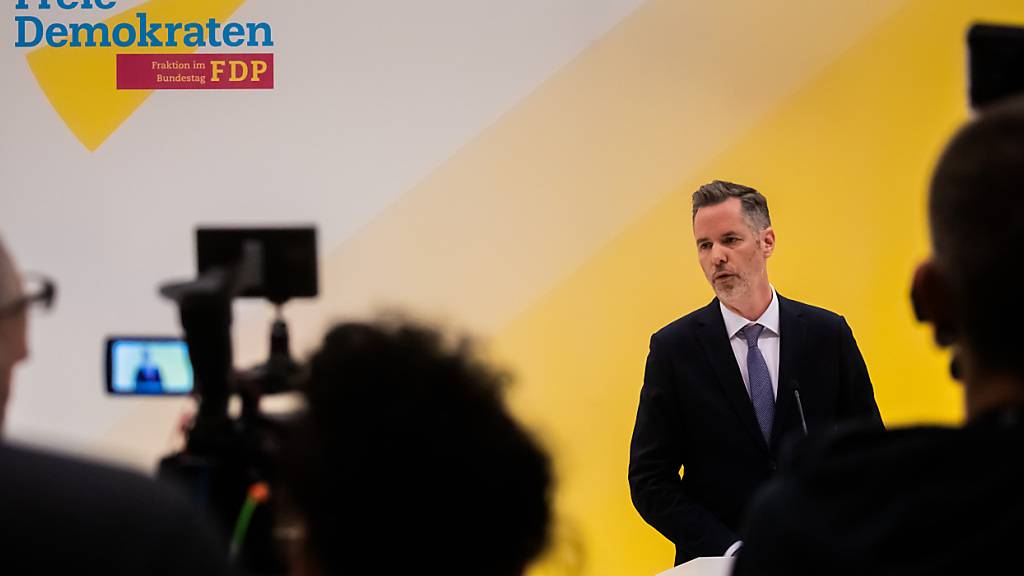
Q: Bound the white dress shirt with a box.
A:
[719,287,781,557]
[719,287,781,400]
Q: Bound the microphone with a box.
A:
[791,380,809,436]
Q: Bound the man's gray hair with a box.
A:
[691,180,771,231]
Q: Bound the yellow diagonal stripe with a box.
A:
[497,1,1024,574]
[26,0,247,151]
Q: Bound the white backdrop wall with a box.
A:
[0,0,645,468]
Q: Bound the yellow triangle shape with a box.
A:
[26,0,248,151]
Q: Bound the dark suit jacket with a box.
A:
[628,295,882,565]
[734,408,1024,576]
[0,443,231,575]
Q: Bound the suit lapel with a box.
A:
[695,299,769,454]
[771,294,806,448]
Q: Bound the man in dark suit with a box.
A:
[733,99,1024,575]
[0,236,230,575]
[628,181,883,565]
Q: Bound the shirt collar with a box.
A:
[720,286,780,339]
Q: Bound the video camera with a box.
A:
[153,226,317,574]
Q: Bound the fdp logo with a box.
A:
[14,0,276,151]
[117,54,274,90]
[211,59,269,83]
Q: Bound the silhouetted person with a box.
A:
[0,235,230,575]
[734,98,1024,575]
[285,320,551,576]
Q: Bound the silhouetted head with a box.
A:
[913,98,1024,415]
[0,236,29,433]
[287,320,551,575]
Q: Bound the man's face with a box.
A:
[0,253,29,431]
[693,197,775,307]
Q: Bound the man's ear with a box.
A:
[761,227,775,259]
[911,259,958,347]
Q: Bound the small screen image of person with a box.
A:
[134,349,163,394]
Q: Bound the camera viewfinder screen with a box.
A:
[110,339,193,395]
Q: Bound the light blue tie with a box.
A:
[740,323,774,444]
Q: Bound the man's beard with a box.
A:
[715,275,749,304]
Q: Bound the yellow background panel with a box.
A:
[496,1,1024,574]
